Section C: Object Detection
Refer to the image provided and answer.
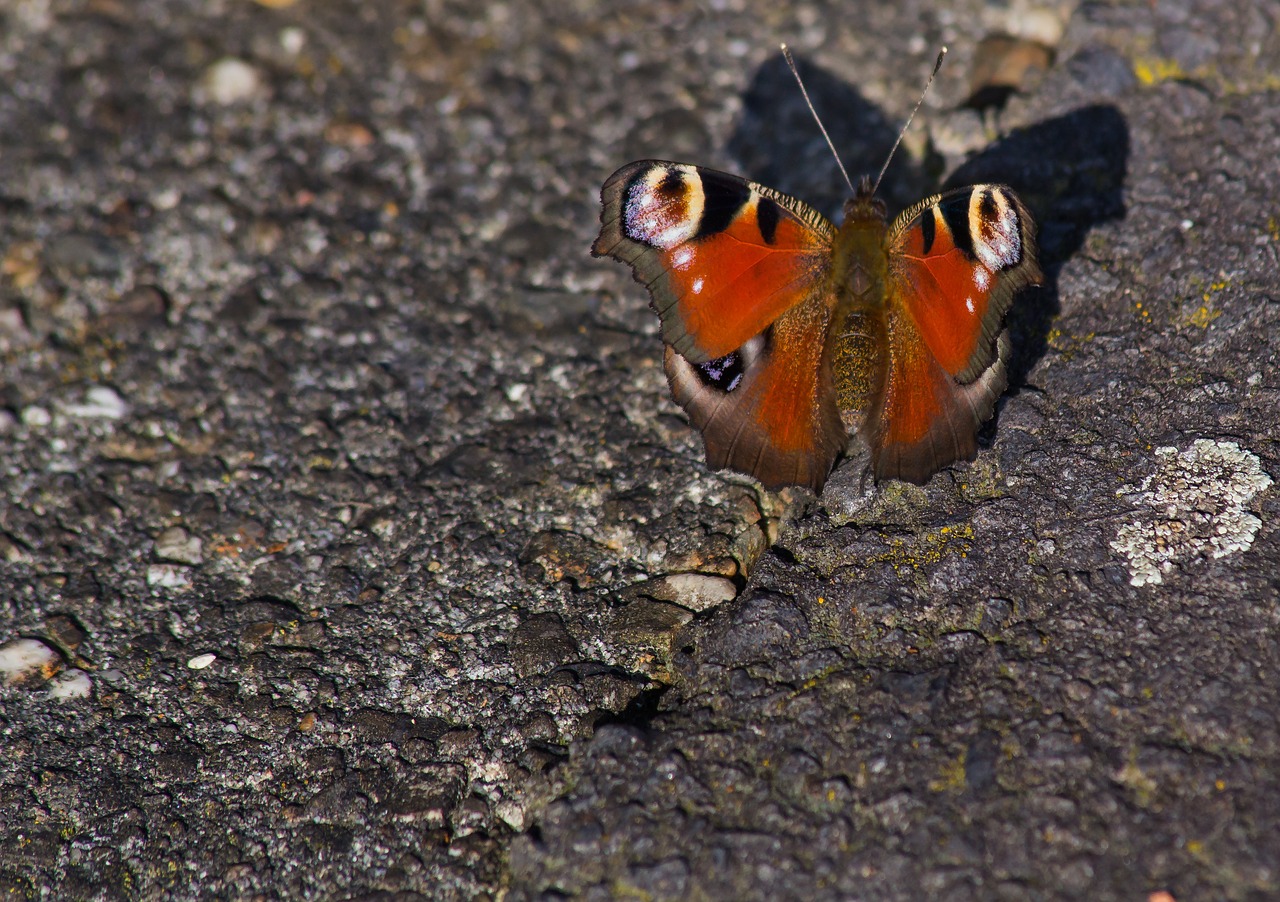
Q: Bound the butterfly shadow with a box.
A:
[945,105,1129,392]
[726,50,1130,401]
[727,52,935,219]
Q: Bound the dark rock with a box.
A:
[1065,45,1138,97]
[509,612,579,677]
[44,233,122,278]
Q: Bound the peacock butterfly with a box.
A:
[592,53,1042,493]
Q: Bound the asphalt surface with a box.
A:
[1,1,1278,900]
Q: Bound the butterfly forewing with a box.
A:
[594,160,846,491]
[890,185,1039,382]
[593,161,834,362]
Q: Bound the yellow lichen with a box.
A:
[1186,304,1222,328]
[1047,328,1097,363]
[928,752,968,792]
[865,524,975,574]
[1115,755,1158,807]
[1132,56,1186,86]
[1181,277,1230,328]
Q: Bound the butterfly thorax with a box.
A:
[831,187,890,309]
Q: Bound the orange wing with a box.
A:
[593,161,834,362]
[593,161,847,491]
[864,185,1042,484]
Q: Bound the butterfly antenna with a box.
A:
[872,47,948,196]
[781,43,856,196]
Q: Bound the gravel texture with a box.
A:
[1,1,1277,900]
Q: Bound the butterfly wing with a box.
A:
[865,184,1042,484]
[593,161,847,491]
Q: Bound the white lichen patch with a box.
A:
[1111,439,1273,587]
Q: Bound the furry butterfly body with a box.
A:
[593,160,1041,492]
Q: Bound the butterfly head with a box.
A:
[843,174,887,224]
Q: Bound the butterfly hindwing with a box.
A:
[593,161,834,363]
[664,289,847,492]
[594,160,846,491]
[864,184,1041,484]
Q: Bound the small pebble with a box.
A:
[613,599,693,646]
[152,188,182,211]
[44,614,86,653]
[21,406,51,427]
[62,385,128,420]
[154,526,204,566]
[147,564,192,588]
[323,120,374,148]
[280,26,306,55]
[0,637,60,685]
[48,668,92,700]
[187,653,217,670]
[494,800,526,832]
[108,285,169,323]
[200,58,264,105]
[1010,8,1066,45]
[645,573,738,612]
[2,241,42,289]
[0,307,30,342]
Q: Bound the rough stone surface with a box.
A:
[1,1,1277,900]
